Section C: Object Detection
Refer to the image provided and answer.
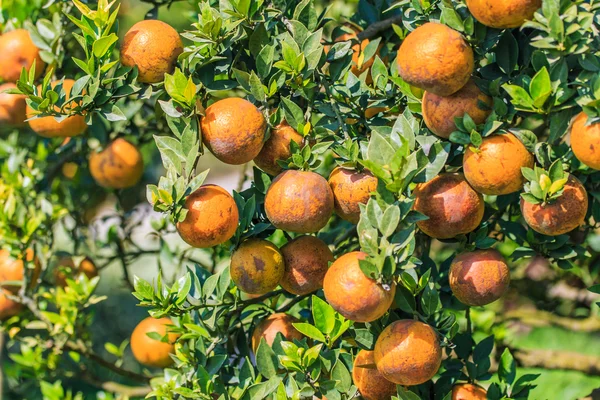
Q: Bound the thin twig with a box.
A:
[357,15,403,41]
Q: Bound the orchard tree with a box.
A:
[0,0,599,399]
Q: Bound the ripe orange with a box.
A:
[466,0,541,29]
[131,317,179,368]
[323,251,395,323]
[0,249,40,290]
[449,249,510,306]
[253,122,304,176]
[280,235,334,295]
[176,184,239,248]
[520,175,588,236]
[201,98,267,165]
[413,173,484,239]
[352,349,397,400]
[230,238,285,295]
[265,170,334,233]
[27,79,87,138]
[0,29,45,82]
[422,80,492,139]
[463,133,534,195]
[0,289,23,320]
[120,20,183,84]
[251,313,303,353]
[570,112,600,170]
[89,138,144,189]
[397,23,474,96]
[374,320,442,386]
[328,167,378,224]
[452,383,487,400]
[54,257,98,287]
[0,83,27,127]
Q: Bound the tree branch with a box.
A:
[357,15,403,41]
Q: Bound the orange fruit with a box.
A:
[131,317,179,368]
[520,175,588,236]
[374,320,442,386]
[176,184,239,248]
[253,122,304,176]
[230,238,285,295]
[54,257,98,287]
[27,79,87,138]
[201,98,267,165]
[397,22,474,96]
[280,235,334,295]
[251,313,303,353]
[0,249,40,291]
[265,170,334,233]
[463,133,534,195]
[452,383,487,400]
[0,83,27,127]
[0,289,23,320]
[570,112,600,170]
[352,349,397,400]
[422,80,492,139]
[413,173,484,239]
[449,249,510,306]
[0,29,45,82]
[328,167,378,224]
[466,0,541,29]
[323,251,395,323]
[89,138,144,189]
[120,20,183,84]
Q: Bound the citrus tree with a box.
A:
[1,0,599,399]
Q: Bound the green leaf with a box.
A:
[394,285,416,313]
[280,97,304,131]
[496,31,519,76]
[256,338,279,377]
[331,360,351,392]
[499,348,516,385]
[529,67,552,107]
[312,295,335,335]
[92,33,118,58]
[503,85,535,110]
[292,322,326,343]
[379,205,400,237]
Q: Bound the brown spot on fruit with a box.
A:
[27,79,87,138]
[328,167,378,224]
[352,349,397,400]
[120,20,183,84]
[466,0,541,29]
[422,80,492,139]
[251,313,304,353]
[0,29,45,82]
[323,251,395,323]
[280,235,333,295]
[397,23,474,96]
[413,173,484,239]
[89,138,144,189]
[130,317,179,368]
[253,122,304,176]
[176,185,239,248]
[570,112,600,170]
[520,175,588,236]
[201,98,267,165]
[0,83,27,127]
[463,133,534,195]
[374,320,442,386]
[449,249,510,306]
[0,249,40,291]
[452,383,487,400]
[54,257,98,287]
[230,238,284,295]
[265,170,334,233]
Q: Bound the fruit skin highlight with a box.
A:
[230,238,285,295]
[449,249,510,306]
[254,122,304,176]
[422,80,492,139]
[0,83,27,127]
[130,317,179,368]
[451,383,488,400]
[520,175,588,236]
[323,251,395,323]
[279,235,334,295]
[176,185,239,248]
[89,138,144,189]
[374,320,442,386]
[463,133,534,195]
[251,313,303,353]
[352,349,397,400]
[0,29,45,82]
[570,112,600,170]
[201,98,267,165]
[397,22,474,96]
[265,170,334,233]
[413,173,484,239]
[466,0,542,29]
[328,167,378,224]
[120,20,183,84]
